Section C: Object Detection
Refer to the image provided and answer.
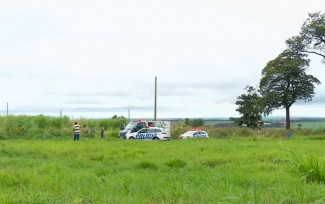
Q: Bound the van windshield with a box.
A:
[125,122,138,130]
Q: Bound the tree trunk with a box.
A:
[286,106,290,130]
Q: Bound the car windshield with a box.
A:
[125,122,138,130]
[184,131,196,135]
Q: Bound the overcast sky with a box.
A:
[0,0,324,119]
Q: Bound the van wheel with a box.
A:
[129,137,135,140]
[153,137,160,140]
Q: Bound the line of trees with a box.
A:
[235,12,324,130]
[184,118,204,127]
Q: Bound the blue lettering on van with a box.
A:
[194,134,206,138]
[136,133,158,139]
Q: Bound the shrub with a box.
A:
[166,159,186,168]
[239,127,254,137]
[137,161,158,170]
[49,116,69,128]
[310,135,325,140]
[106,130,119,139]
[202,159,227,167]
[288,150,325,183]
[0,116,30,139]
[33,115,48,129]
[170,123,189,139]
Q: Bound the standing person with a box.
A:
[73,122,80,141]
[100,124,105,138]
[89,125,95,138]
[82,124,89,138]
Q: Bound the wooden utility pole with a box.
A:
[154,76,157,121]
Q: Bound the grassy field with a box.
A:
[291,121,325,130]
[1,137,325,203]
[201,118,325,130]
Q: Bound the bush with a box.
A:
[0,116,30,139]
[137,161,158,170]
[50,116,69,128]
[34,115,48,129]
[288,150,325,183]
[106,130,119,139]
[166,159,186,168]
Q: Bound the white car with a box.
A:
[126,127,170,140]
[180,130,209,139]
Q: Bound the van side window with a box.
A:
[139,129,148,133]
[148,129,155,133]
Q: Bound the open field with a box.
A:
[291,121,325,130]
[201,118,325,130]
[1,137,325,203]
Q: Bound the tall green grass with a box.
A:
[288,150,325,183]
[0,115,126,140]
[1,138,325,203]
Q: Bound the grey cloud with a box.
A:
[295,94,325,106]
[4,106,179,114]
[64,88,155,102]
[65,107,130,112]
[159,81,248,97]
[312,95,325,105]
[8,107,61,113]
[64,91,137,98]
[64,100,104,105]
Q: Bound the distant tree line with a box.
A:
[184,118,204,127]
[234,12,324,130]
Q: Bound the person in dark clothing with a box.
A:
[100,124,105,138]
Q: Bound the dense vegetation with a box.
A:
[0,115,126,140]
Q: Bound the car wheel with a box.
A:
[153,137,160,140]
[129,137,135,140]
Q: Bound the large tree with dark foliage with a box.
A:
[259,50,320,129]
[286,12,325,63]
[235,86,264,129]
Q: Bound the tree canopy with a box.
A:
[235,86,264,129]
[259,50,320,129]
[235,12,323,130]
[286,12,325,63]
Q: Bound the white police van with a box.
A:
[126,127,170,140]
[119,120,171,139]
